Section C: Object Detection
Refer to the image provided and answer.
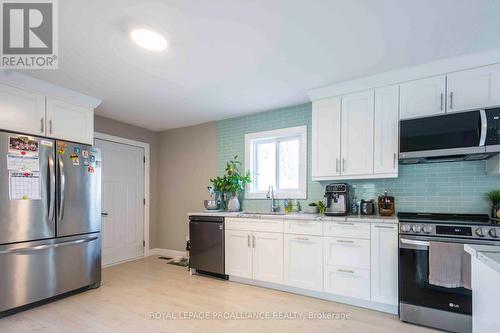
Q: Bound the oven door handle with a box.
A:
[400,238,429,249]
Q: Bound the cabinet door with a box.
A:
[252,232,283,284]
[312,97,341,179]
[324,265,371,300]
[370,224,398,305]
[341,90,374,176]
[447,64,500,112]
[46,98,93,144]
[284,234,322,291]
[374,85,399,175]
[324,237,370,269]
[0,83,45,135]
[400,75,446,119]
[225,230,252,279]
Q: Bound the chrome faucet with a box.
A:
[266,185,279,212]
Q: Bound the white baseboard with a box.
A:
[149,248,185,258]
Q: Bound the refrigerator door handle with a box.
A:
[0,236,98,255]
[47,153,56,223]
[58,155,66,222]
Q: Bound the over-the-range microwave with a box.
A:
[399,107,500,164]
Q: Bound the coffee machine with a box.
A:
[324,183,349,216]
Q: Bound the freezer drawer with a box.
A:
[0,233,101,313]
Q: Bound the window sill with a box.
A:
[245,191,307,200]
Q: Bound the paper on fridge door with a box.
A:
[8,171,41,200]
[6,155,40,172]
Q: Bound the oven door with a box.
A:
[399,235,495,315]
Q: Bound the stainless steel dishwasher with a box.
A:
[189,215,227,279]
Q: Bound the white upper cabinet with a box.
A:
[341,90,374,176]
[46,97,94,144]
[370,224,398,305]
[0,83,45,135]
[312,97,341,179]
[446,64,500,112]
[373,85,399,175]
[252,231,283,284]
[400,75,446,119]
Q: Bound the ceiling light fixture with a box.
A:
[130,28,167,51]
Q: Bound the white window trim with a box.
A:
[244,125,307,199]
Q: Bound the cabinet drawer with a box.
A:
[225,218,283,233]
[324,237,370,269]
[324,265,370,300]
[323,221,370,239]
[284,220,322,236]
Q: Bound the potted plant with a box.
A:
[210,156,251,212]
[317,200,326,215]
[305,202,319,214]
[486,190,500,218]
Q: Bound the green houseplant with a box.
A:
[486,190,500,218]
[210,156,251,212]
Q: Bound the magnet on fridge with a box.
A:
[73,147,81,155]
[70,154,79,166]
[57,143,67,155]
[82,150,89,158]
[89,155,95,163]
[83,159,89,166]
[95,161,101,167]
[87,166,95,173]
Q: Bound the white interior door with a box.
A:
[95,139,144,266]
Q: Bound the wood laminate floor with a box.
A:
[0,256,441,333]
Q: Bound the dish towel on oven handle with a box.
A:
[429,241,471,290]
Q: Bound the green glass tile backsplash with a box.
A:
[216,103,500,214]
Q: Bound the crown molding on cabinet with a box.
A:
[0,70,101,109]
[308,48,500,101]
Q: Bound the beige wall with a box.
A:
[94,115,159,248]
[157,122,217,251]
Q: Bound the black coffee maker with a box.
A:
[324,183,349,216]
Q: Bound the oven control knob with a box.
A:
[475,228,485,237]
[422,225,433,234]
[489,228,499,238]
[412,225,422,233]
[400,224,411,232]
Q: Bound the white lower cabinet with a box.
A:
[324,265,371,300]
[370,224,398,305]
[252,232,283,284]
[225,218,399,313]
[225,229,283,284]
[284,234,323,291]
[225,230,253,279]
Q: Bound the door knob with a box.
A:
[101,212,109,216]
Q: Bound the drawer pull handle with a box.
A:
[337,269,355,274]
[295,236,310,241]
[337,240,354,244]
[337,222,355,226]
[374,225,395,229]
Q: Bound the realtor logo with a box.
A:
[1,0,58,69]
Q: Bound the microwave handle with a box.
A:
[479,109,487,146]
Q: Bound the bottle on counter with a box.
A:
[351,195,359,215]
[284,199,293,213]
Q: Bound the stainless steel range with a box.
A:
[398,212,500,333]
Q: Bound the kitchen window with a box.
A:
[244,126,307,199]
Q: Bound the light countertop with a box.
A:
[187,211,398,224]
[465,244,500,275]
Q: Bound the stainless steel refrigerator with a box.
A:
[0,131,101,314]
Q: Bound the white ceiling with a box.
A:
[25,0,500,131]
